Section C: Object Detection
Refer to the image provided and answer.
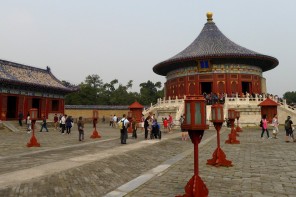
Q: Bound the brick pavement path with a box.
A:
[126,127,296,197]
[0,123,209,197]
[1,123,296,197]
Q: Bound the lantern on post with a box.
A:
[27,108,40,147]
[235,110,242,132]
[90,110,101,139]
[176,95,209,197]
[207,103,232,167]
[127,111,133,133]
[225,109,240,144]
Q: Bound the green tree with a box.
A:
[85,74,103,88]
[64,76,163,106]
[283,91,296,104]
[139,80,163,105]
[109,80,135,105]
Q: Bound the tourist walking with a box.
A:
[118,114,129,144]
[261,114,270,139]
[26,114,31,133]
[18,111,23,126]
[180,115,188,140]
[77,116,84,141]
[131,117,138,139]
[66,116,73,134]
[272,114,279,139]
[61,114,66,134]
[112,115,117,128]
[53,114,58,130]
[109,115,113,126]
[285,116,295,142]
[168,114,173,132]
[163,117,168,133]
[144,116,151,140]
[39,116,49,132]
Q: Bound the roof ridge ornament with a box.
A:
[207,12,213,22]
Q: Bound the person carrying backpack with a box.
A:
[285,116,295,142]
[118,114,129,144]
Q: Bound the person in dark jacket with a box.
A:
[77,116,84,141]
[18,111,23,126]
[285,116,295,142]
[40,116,49,132]
[66,116,73,134]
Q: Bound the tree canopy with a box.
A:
[283,91,296,105]
[64,75,163,106]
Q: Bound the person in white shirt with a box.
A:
[113,115,117,128]
[118,114,129,144]
[27,114,31,133]
[61,115,66,134]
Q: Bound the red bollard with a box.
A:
[176,95,209,197]
[225,119,240,144]
[90,118,101,139]
[177,131,208,197]
[236,119,242,133]
[207,104,232,167]
[235,111,242,132]
[207,123,232,167]
[27,120,40,147]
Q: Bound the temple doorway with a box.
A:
[200,82,212,94]
[242,82,252,94]
[7,96,17,119]
[32,98,41,118]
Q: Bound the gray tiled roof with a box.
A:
[0,59,76,93]
[153,21,279,76]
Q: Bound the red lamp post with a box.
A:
[207,103,232,167]
[225,109,240,144]
[176,95,209,197]
[27,108,40,147]
[127,111,133,133]
[90,110,101,139]
[235,111,242,132]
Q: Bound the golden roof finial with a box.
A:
[207,12,213,22]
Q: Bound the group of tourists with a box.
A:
[143,114,161,140]
[260,114,295,142]
[53,114,74,134]
[162,114,173,133]
[109,114,119,128]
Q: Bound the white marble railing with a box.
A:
[142,94,296,125]
[142,96,185,116]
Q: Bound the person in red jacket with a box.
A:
[163,117,168,133]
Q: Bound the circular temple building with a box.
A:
[153,12,279,99]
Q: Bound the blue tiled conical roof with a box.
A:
[153,15,279,76]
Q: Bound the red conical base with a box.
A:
[90,129,101,138]
[207,147,232,167]
[236,126,242,132]
[27,135,40,147]
[225,128,240,144]
[176,175,208,197]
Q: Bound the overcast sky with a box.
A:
[0,0,295,97]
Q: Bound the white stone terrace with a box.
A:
[143,94,296,127]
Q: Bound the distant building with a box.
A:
[153,12,279,99]
[0,59,76,120]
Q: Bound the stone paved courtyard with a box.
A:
[0,123,296,197]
